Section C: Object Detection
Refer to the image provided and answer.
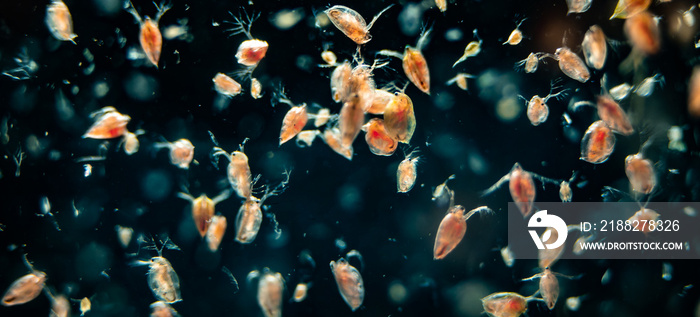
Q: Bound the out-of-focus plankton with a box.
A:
[581,25,608,70]
[515,52,546,73]
[211,140,253,200]
[324,4,394,45]
[321,47,337,65]
[625,153,656,194]
[338,92,366,149]
[248,269,284,317]
[133,237,182,304]
[251,78,263,99]
[453,30,482,67]
[503,18,526,46]
[611,0,651,19]
[150,301,179,317]
[566,0,592,14]
[624,11,661,55]
[481,292,542,317]
[628,208,660,234]
[383,92,416,144]
[633,73,664,97]
[433,206,493,260]
[46,0,77,44]
[397,149,420,192]
[83,107,131,139]
[296,130,321,147]
[378,26,432,94]
[432,174,456,208]
[330,61,352,103]
[177,190,230,238]
[322,127,353,160]
[125,1,171,68]
[2,254,46,306]
[119,129,145,155]
[361,118,398,156]
[205,215,227,252]
[580,120,616,164]
[154,138,195,169]
[330,250,365,311]
[435,0,447,12]
[213,73,243,98]
[597,95,634,135]
[559,171,577,202]
[610,82,633,100]
[446,73,475,91]
[46,292,70,317]
[226,11,268,68]
[689,66,700,118]
[521,81,568,126]
[292,283,310,302]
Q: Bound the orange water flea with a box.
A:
[397,149,420,192]
[378,27,432,94]
[296,130,321,147]
[254,270,284,317]
[625,153,656,194]
[503,18,526,46]
[433,206,492,260]
[522,267,560,310]
[119,129,144,155]
[292,283,309,303]
[553,47,590,83]
[154,138,195,169]
[146,256,181,303]
[205,215,227,252]
[227,11,269,67]
[597,95,634,135]
[324,4,393,44]
[366,88,393,114]
[235,197,264,244]
[453,30,482,67]
[279,105,308,146]
[580,120,616,164]
[483,163,544,217]
[361,118,397,156]
[482,292,535,317]
[581,25,607,70]
[446,73,475,91]
[177,191,230,238]
[330,253,365,311]
[83,107,131,139]
[126,1,171,68]
[384,92,416,144]
[2,255,46,306]
[515,52,545,73]
[322,127,353,160]
[628,208,660,234]
[689,66,700,118]
[523,82,568,126]
[611,0,652,19]
[338,93,366,148]
[213,73,243,98]
[46,0,77,44]
[330,61,352,103]
[624,11,660,55]
[251,78,263,99]
[212,143,253,200]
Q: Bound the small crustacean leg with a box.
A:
[153,1,172,24]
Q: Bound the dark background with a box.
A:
[1,0,700,316]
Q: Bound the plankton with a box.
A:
[235,174,289,244]
[2,255,46,306]
[226,11,268,68]
[378,26,432,94]
[581,25,608,70]
[624,11,660,55]
[453,30,482,67]
[566,0,592,14]
[482,292,542,317]
[125,1,172,68]
[205,215,227,252]
[322,127,353,160]
[396,149,420,192]
[324,4,394,44]
[248,269,284,317]
[521,81,568,126]
[133,237,182,304]
[446,73,475,91]
[433,206,493,260]
[580,120,616,164]
[552,47,590,83]
[625,153,656,194]
[503,18,526,46]
[46,0,77,44]
[383,92,416,144]
[611,0,651,19]
[515,52,546,73]
[597,95,634,135]
[330,250,365,311]
[211,140,253,200]
[521,267,574,310]
[213,73,243,98]
[361,118,398,156]
[177,190,231,238]
[154,138,195,169]
[482,163,558,217]
[83,107,131,139]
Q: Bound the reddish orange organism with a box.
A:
[154,138,195,169]
[580,120,616,164]
[522,267,564,310]
[379,27,432,94]
[330,251,365,311]
[482,163,557,217]
[503,18,526,46]
[597,95,634,135]
[324,5,394,44]
[213,73,243,98]
[433,206,492,260]
[205,215,227,252]
[338,93,366,149]
[248,269,284,317]
[482,292,540,317]
[177,190,230,238]
[611,0,651,19]
[322,127,353,160]
[581,25,607,70]
[553,47,590,83]
[212,142,253,200]
[689,67,700,118]
[624,11,660,55]
[125,1,171,68]
[396,149,420,192]
[150,301,178,317]
[46,0,76,43]
[83,107,131,139]
[227,11,268,68]
[383,92,416,144]
[628,208,660,234]
[330,61,353,103]
[361,118,397,156]
[2,255,46,306]
[366,88,394,114]
[625,153,656,194]
[274,94,309,146]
